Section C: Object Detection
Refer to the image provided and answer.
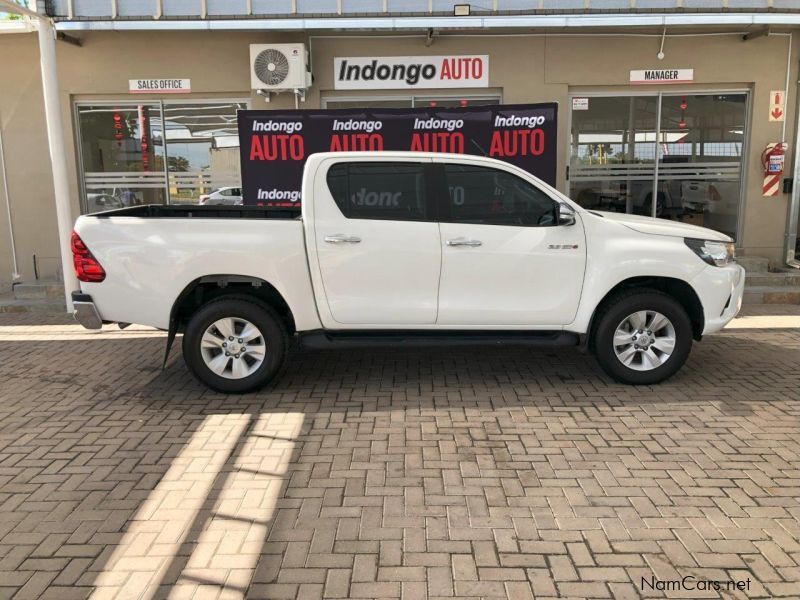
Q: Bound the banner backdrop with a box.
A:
[237,103,557,207]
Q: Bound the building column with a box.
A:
[37,17,77,311]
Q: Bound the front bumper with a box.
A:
[691,263,745,335]
[72,291,103,330]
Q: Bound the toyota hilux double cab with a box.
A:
[71,152,743,393]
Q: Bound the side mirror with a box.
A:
[559,204,576,226]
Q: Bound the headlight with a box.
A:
[684,238,736,267]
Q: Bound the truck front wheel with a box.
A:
[182,297,288,393]
[592,290,693,385]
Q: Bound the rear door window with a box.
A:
[326,162,430,221]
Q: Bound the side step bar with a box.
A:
[299,330,580,350]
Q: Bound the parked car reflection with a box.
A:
[86,193,124,213]
[198,187,243,206]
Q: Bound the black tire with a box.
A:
[182,296,288,393]
[592,289,693,385]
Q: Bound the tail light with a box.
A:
[70,231,106,282]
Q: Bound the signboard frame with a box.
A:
[237,103,558,208]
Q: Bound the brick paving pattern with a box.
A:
[0,309,798,599]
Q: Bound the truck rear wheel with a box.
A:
[592,289,693,385]
[182,296,287,393]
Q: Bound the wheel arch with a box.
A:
[586,276,704,350]
[170,275,296,334]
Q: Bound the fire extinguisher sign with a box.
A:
[769,90,785,122]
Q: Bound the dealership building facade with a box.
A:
[2,1,800,302]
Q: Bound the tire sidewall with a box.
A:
[594,292,692,385]
[182,298,286,393]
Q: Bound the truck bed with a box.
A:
[92,204,302,220]
[73,208,318,331]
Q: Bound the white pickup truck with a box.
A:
[71,151,743,392]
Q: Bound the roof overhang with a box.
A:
[53,12,800,32]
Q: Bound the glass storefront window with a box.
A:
[569,92,747,240]
[76,100,247,213]
[76,104,167,212]
[162,102,246,204]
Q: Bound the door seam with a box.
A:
[434,221,443,324]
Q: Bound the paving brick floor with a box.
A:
[0,308,798,599]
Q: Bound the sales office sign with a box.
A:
[334,55,489,90]
[129,78,191,93]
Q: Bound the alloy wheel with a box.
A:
[200,317,267,379]
[612,310,676,371]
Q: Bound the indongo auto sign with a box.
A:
[334,55,489,90]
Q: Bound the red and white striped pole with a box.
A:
[763,171,782,197]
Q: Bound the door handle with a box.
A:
[446,237,482,247]
[324,234,362,244]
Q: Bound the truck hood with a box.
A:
[591,211,732,242]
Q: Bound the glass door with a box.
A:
[657,94,746,239]
[569,96,657,218]
[569,92,748,240]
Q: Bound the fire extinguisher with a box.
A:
[762,142,787,177]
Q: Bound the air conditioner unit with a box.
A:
[250,44,311,91]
